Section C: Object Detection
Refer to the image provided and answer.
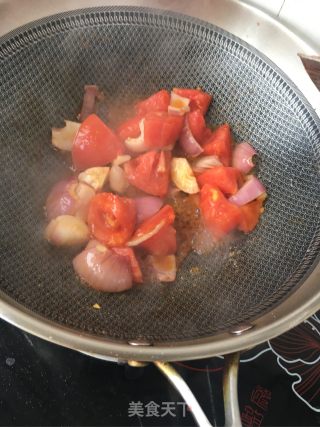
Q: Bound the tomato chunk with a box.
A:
[238,195,265,233]
[135,90,170,116]
[144,112,184,149]
[140,225,177,256]
[200,184,242,237]
[197,166,240,195]
[72,114,123,170]
[128,205,175,246]
[88,193,136,247]
[173,88,212,115]
[124,151,171,197]
[117,115,143,141]
[187,109,206,142]
[202,127,213,142]
[202,124,232,166]
[113,247,143,282]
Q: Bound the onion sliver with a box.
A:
[179,116,203,157]
[135,197,163,224]
[232,142,257,173]
[192,155,222,173]
[229,176,266,206]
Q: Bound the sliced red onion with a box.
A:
[232,142,257,173]
[79,85,100,122]
[147,255,176,282]
[45,179,78,220]
[135,197,163,224]
[229,176,266,206]
[73,244,132,292]
[191,155,222,174]
[179,116,203,157]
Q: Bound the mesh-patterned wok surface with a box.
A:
[0,7,319,343]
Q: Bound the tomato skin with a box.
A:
[139,225,177,256]
[129,205,175,243]
[187,109,206,142]
[72,114,123,170]
[135,90,170,116]
[113,247,143,282]
[202,127,212,142]
[202,124,232,166]
[200,184,242,237]
[88,193,136,247]
[173,88,212,115]
[144,112,184,149]
[124,151,171,197]
[117,111,183,149]
[197,166,240,195]
[238,196,265,233]
[117,115,143,141]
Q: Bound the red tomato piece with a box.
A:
[128,205,175,246]
[197,166,240,195]
[187,109,206,142]
[117,115,143,142]
[124,151,171,197]
[72,114,123,170]
[139,225,177,256]
[200,184,242,237]
[238,195,265,233]
[202,124,232,166]
[113,247,143,283]
[144,112,184,149]
[88,193,136,247]
[173,88,212,115]
[202,127,213,142]
[135,90,170,116]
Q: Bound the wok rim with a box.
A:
[0,259,319,361]
[0,6,320,360]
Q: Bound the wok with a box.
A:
[0,6,320,426]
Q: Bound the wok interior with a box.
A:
[0,8,319,343]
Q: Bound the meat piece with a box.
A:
[79,85,107,122]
